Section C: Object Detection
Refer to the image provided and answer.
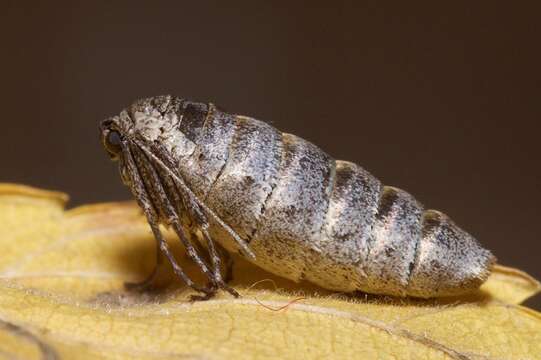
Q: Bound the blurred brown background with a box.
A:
[1,2,539,308]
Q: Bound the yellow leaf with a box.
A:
[0,183,539,360]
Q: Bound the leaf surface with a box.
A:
[0,183,539,360]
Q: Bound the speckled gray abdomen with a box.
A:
[171,101,494,298]
[105,95,495,299]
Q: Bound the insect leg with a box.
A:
[200,224,239,297]
[218,244,235,284]
[130,145,222,297]
[134,140,255,259]
[121,142,212,296]
[157,164,238,297]
[174,192,237,296]
[157,165,234,299]
[148,216,211,294]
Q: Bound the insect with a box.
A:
[100,95,495,299]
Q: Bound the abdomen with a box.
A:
[181,106,495,298]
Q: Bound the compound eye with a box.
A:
[105,130,123,155]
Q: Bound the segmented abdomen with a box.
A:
[180,104,494,298]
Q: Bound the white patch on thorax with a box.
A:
[133,109,196,158]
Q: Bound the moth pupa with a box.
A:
[100,95,495,299]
